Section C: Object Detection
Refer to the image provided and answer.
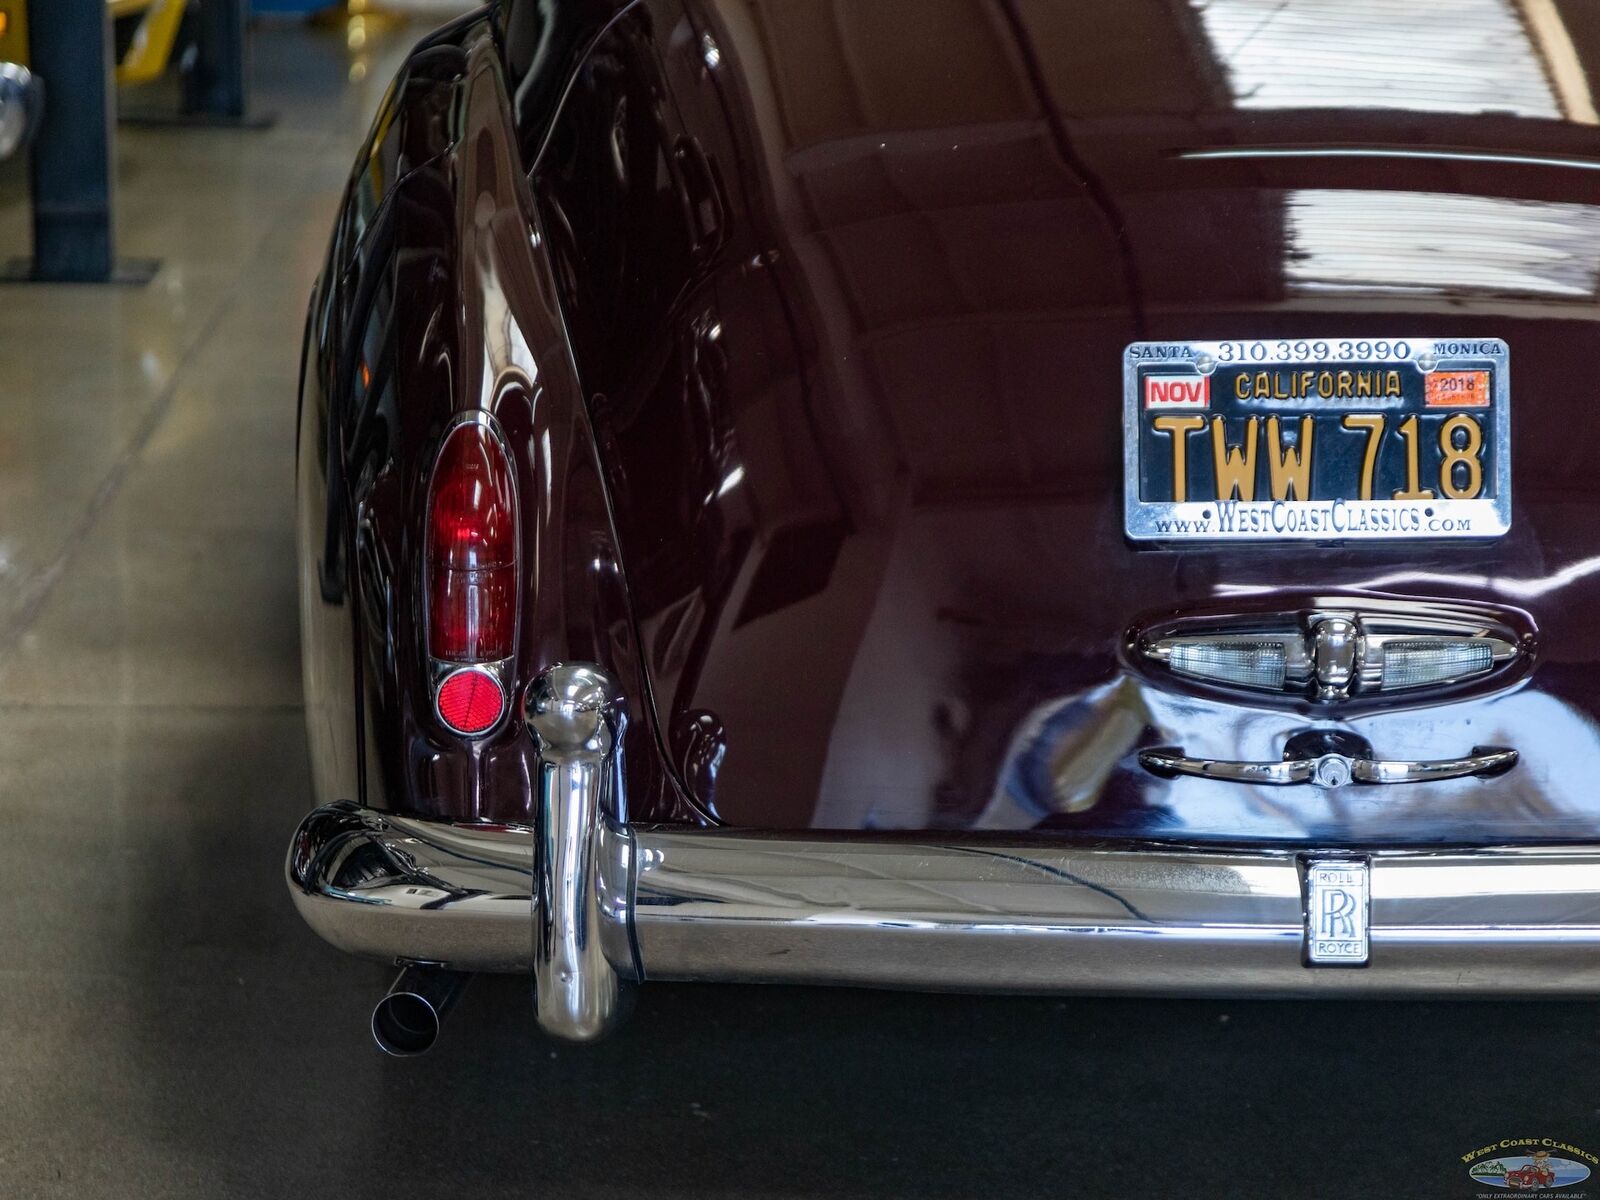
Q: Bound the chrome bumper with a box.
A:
[287,666,1600,1042]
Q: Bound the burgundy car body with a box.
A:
[288,0,1600,1046]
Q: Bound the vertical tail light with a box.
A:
[426,416,517,734]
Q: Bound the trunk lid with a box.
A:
[605,0,1600,842]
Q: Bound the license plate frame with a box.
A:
[1123,337,1511,542]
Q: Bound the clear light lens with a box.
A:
[428,566,516,663]
[1168,641,1288,690]
[1381,640,1492,689]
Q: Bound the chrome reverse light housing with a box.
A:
[1130,597,1533,706]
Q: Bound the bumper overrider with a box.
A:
[288,664,1600,1049]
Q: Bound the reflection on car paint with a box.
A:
[963,680,1600,845]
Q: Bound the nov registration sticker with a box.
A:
[1123,338,1511,541]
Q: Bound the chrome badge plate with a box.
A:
[1124,338,1511,541]
[1304,859,1371,966]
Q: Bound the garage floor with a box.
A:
[0,19,1595,1200]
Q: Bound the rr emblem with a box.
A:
[1304,859,1370,966]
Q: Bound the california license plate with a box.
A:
[1123,338,1510,541]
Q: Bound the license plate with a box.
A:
[1304,859,1370,966]
[1123,338,1510,541]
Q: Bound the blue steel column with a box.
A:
[183,0,248,120]
[27,0,115,281]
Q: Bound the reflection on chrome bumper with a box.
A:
[289,802,1600,1005]
[0,63,41,162]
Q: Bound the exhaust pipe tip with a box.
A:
[372,990,444,1056]
[371,965,469,1057]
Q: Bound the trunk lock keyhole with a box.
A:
[1284,730,1373,789]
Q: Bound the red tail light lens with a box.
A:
[426,419,517,664]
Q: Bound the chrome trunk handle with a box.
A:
[1138,735,1518,789]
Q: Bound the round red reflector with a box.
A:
[436,669,506,735]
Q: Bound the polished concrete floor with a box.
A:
[1,19,1598,1200]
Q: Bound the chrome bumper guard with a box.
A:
[288,666,1600,1042]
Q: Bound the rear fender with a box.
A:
[315,12,687,824]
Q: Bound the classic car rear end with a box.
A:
[288,0,1600,1052]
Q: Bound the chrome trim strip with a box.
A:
[1178,146,1600,172]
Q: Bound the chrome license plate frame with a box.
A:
[1304,858,1371,967]
[1123,337,1511,542]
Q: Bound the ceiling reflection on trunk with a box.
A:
[1285,189,1600,297]
[1192,0,1590,121]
